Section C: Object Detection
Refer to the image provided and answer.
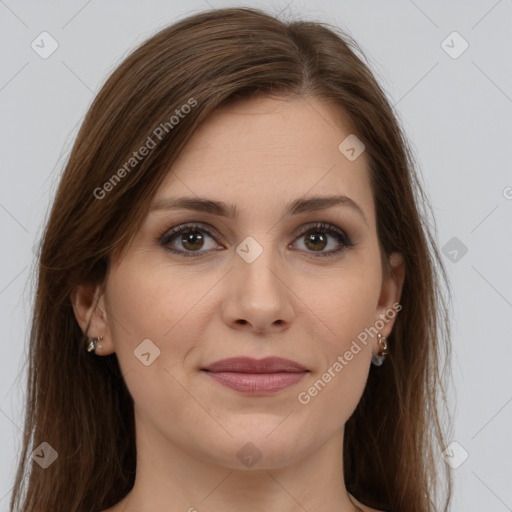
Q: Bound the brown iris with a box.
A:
[181,230,204,251]
[304,232,327,251]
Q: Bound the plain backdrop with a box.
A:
[1,1,511,511]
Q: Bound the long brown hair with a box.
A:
[10,7,452,512]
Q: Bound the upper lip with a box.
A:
[201,357,308,373]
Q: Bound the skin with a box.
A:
[72,95,405,512]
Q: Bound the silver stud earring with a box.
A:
[86,336,103,354]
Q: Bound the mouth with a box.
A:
[200,356,309,395]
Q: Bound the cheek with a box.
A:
[296,284,377,427]
[103,261,203,420]
[105,258,190,338]
[296,264,381,413]
[104,257,217,379]
[311,267,381,348]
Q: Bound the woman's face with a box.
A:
[84,95,403,469]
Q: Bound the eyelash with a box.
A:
[159,222,354,259]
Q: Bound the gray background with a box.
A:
[1,1,511,511]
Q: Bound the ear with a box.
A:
[70,281,115,355]
[375,251,405,339]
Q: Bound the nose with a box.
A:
[221,246,295,334]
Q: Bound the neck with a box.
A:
[115,409,362,512]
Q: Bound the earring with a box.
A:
[86,336,103,354]
[371,333,388,366]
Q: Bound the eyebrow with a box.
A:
[150,194,368,226]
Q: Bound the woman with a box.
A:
[10,6,453,512]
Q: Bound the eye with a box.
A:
[291,222,353,258]
[160,223,221,257]
[159,221,354,258]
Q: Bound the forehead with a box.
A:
[155,95,375,227]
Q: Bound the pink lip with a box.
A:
[201,357,309,394]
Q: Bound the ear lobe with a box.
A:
[70,281,106,335]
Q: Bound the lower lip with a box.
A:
[202,371,307,394]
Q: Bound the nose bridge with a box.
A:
[223,233,294,331]
[235,234,284,299]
